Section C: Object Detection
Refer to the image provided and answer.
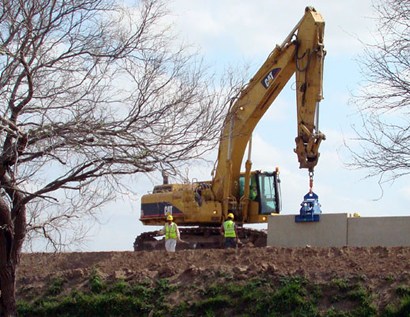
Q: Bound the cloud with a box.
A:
[170,0,376,61]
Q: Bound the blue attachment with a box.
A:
[295,191,321,222]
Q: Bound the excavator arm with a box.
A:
[211,7,326,218]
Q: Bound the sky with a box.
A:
[83,0,410,251]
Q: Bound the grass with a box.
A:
[17,272,408,317]
[381,285,410,317]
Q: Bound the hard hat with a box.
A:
[166,214,173,221]
[227,213,234,219]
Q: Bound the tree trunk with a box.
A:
[0,223,17,317]
[0,226,17,317]
[0,197,24,317]
[0,261,17,317]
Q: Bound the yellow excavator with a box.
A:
[134,7,326,250]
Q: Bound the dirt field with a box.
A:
[17,246,410,311]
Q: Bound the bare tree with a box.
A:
[0,0,236,314]
[348,0,410,184]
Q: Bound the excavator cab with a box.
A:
[257,171,282,214]
[239,170,281,222]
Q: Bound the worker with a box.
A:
[159,214,181,252]
[220,213,239,248]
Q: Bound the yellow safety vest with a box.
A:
[165,222,177,239]
[223,220,236,238]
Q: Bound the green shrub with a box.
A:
[331,278,350,291]
[271,279,319,316]
[396,285,410,297]
[88,268,105,294]
[109,279,130,294]
[383,296,410,317]
[16,300,32,316]
[46,277,66,296]
[192,295,231,316]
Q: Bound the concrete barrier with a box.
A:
[267,213,347,247]
[348,216,410,247]
[267,213,410,247]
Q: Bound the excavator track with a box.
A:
[133,226,267,251]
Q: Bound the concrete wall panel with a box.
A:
[267,214,410,247]
[267,213,347,247]
[348,217,410,247]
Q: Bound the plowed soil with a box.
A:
[17,246,410,311]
